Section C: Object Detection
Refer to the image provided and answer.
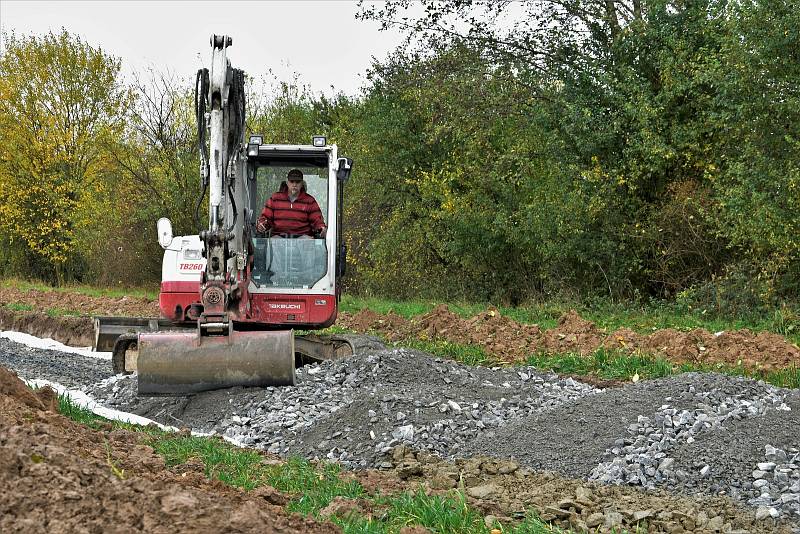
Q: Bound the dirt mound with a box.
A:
[540,310,606,355]
[705,329,800,369]
[340,305,545,362]
[459,307,542,361]
[387,445,791,533]
[0,366,337,534]
[343,309,412,341]
[0,308,95,346]
[341,305,800,372]
[0,366,58,411]
[601,327,646,351]
[0,287,158,317]
[415,303,462,338]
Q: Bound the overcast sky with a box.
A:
[0,0,411,95]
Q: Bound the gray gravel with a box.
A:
[2,333,800,527]
[0,337,111,387]
[84,340,598,468]
[464,371,800,521]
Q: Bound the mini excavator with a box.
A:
[95,35,353,395]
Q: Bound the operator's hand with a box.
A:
[256,220,268,234]
[318,227,327,238]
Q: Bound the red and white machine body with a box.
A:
[132,35,351,395]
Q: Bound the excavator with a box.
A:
[95,35,354,395]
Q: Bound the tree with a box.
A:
[0,29,128,284]
[356,0,800,306]
[98,68,199,284]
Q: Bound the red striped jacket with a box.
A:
[257,183,326,236]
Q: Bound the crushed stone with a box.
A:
[84,340,598,468]
[2,334,800,529]
[0,337,111,388]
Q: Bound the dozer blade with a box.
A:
[137,330,295,395]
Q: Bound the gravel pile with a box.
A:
[462,371,800,521]
[3,333,800,528]
[588,381,790,488]
[85,342,598,468]
[747,445,800,521]
[0,338,111,388]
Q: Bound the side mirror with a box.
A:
[157,218,173,249]
[336,157,353,181]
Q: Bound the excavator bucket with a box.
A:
[136,329,295,395]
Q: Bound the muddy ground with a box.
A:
[0,366,337,533]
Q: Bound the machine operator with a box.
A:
[256,168,327,238]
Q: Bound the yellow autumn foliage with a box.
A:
[0,30,128,283]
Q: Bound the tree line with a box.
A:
[1,0,798,317]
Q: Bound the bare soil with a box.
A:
[0,366,339,533]
[1,286,798,373]
[338,306,800,372]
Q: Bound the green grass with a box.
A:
[399,338,495,366]
[58,392,105,427]
[5,302,33,312]
[339,295,560,328]
[54,392,567,533]
[45,307,84,317]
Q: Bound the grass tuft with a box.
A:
[45,307,83,317]
[58,392,105,428]
[53,393,567,533]
[5,302,33,312]
[399,338,494,366]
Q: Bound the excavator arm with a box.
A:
[135,35,296,395]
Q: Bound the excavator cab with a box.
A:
[242,142,349,328]
[250,159,330,289]
[132,141,352,395]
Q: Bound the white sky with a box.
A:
[0,0,411,96]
